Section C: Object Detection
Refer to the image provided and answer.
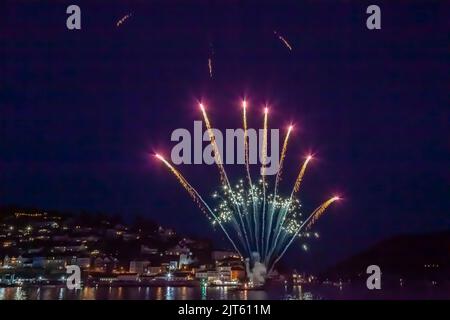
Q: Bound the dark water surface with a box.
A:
[0,284,448,300]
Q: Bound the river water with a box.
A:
[0,284,448,300]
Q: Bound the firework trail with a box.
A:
[274,30,293,51]
[208,41,214,78]
[261,107,269,256]
[155,154,197,202]
[156,152,241,242]
[242,100,252,187]
[261,107,269,178]
[116,13,132,27]
[269,196,340,273]
[208,58,213,78]
[155,153,243,256]
[304,196,340,230]
[265,125,293,258]
[242,100,257,249]
[156,100,340,276]
[200,103,252,254]
[156,153,221,230]
[199,103,227,185]
[292,155,313,195]
[267,154,313,261]
[274,125,293,195]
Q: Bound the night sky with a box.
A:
[1,1,449,271]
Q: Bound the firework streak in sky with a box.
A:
[155,101,340,273]
[208,58,213,78]
[274,30,293,51]
[116,13,132,27]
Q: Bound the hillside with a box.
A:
[321,231,450,284]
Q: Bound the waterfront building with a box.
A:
[129,260,150,274]
[211,250,239,261]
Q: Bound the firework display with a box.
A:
[1,0,447,306]
[156,101,340,277]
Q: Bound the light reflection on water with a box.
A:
[0,285,313,300]
[0,284,447,300]
[165,286,174,300]
[58,288,64,300]
[155,287,163,300]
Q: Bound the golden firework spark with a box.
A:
[242,101,249,170]
[304,196,340,230]
[199,103,228,185]
[274,125,293,193]
[116,13,132,27]
[261,107,269,178]
[154,153,243,256]
[292,154,313,195]
[274,30,293,51]
[155,154,199,205]
[242,100,253,187]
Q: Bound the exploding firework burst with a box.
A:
[155,100,340,278]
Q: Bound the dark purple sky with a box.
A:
[1,1,449,271]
